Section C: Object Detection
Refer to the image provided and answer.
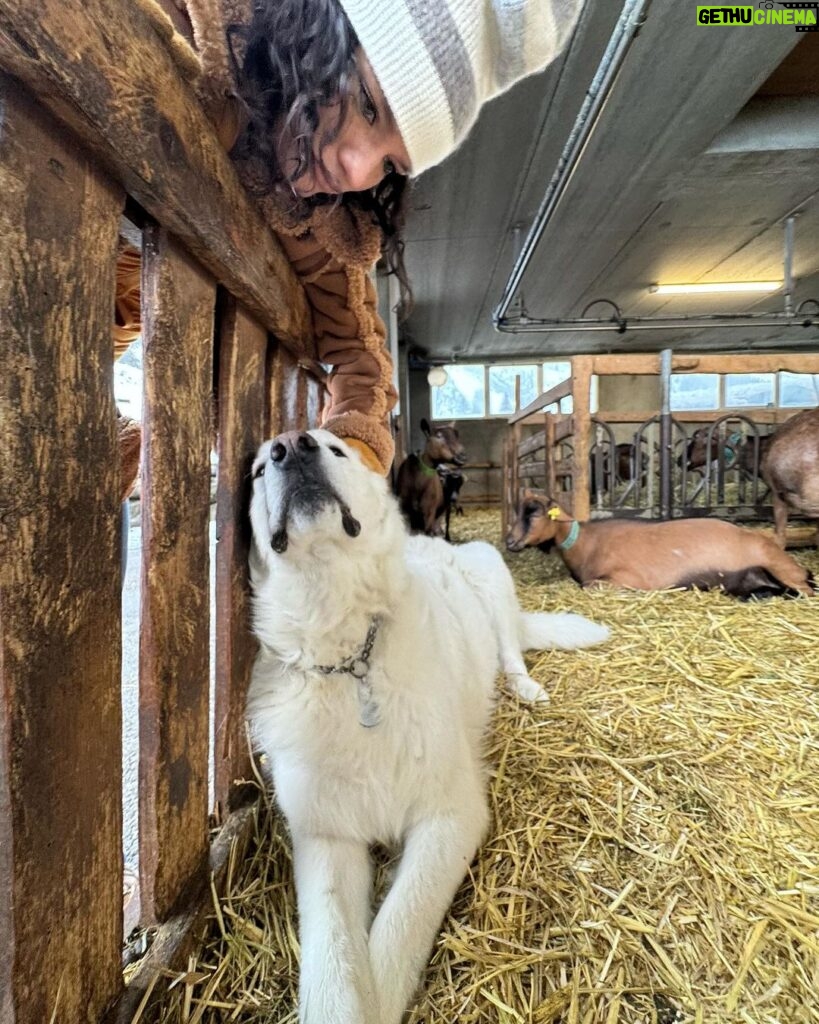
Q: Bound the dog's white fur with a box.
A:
[247,429,608,1024]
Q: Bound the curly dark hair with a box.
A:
[229,0,411,314]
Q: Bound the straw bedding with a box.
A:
[141,509,819,1024]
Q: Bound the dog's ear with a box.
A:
[420,418,431,437]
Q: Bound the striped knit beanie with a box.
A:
[338,0,584,176]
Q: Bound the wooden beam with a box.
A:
[0,78,124,1024]
[214,298,266,812]
[571,357,593,521]
[518,432,546,458]
[589,353,819,376]
[109,804,257,1024]
[306,374,323,428]
[268,344,303,434]
[508,377,572,424]
[0,0,312,352]
[545,415,557,496]
[139,226,214,922]
[591,408,811,425]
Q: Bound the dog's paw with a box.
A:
[507,673,550,704]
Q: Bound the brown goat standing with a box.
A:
[395,419,466,536]
[761,407,819,547]
[506,490,814,598]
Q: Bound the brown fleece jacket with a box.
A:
[117,0,398,474]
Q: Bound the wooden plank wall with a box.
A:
[0,78,124,1024]
[0,0,312,351]
[139,226,215,922]
[214,298,268,812]
[0,35,323,1021]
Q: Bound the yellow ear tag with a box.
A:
[547,506,561,520]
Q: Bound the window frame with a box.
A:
[429,361,577,420]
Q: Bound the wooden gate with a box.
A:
[0,2,325,1020]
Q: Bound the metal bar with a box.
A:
[659,349,672,520]
[783,215,795,317]
[494,0,651,325]
[495,311,819,333]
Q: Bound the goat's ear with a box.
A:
[420,418,431,437]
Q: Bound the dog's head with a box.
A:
[249,429,399,571]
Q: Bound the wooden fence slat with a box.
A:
[306,373,323,429]
[545,415,557,496]
[139,225,214,922]
[501,434,510,536]
[214,298,267,812]
[0,0,312,353]
[0,77,124,1024]
[268,344,303,435]
[296,369,311,430]
[571,357,593,521]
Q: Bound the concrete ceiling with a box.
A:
[401,0,819,363]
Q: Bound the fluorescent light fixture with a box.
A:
[650,281,781,295]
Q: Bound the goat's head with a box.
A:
[249,430,397,566]
[683,428,743,471]
[681,428,713,470]
[420,418,467,466]
[506,490,564,552]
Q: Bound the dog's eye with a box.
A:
[253,465,265,479]
[329,445,347,458]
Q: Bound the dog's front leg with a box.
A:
[368,811,487,1023]
[292,832,377,1024]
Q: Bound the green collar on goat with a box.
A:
[418,453,438,477]
[558,520,581,552]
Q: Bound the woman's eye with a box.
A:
[360,82,377,125]
[254,465,265,479]
[329,445,347,458]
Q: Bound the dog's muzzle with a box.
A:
[266,431,361,553]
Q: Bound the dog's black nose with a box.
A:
[269,431,318,467]
[297,433,318,452]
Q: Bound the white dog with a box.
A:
[247,429,608,1024]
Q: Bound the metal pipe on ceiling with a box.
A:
[496,312,818,333]
[492,11,816,339]
[783,214,795,317]
[496,215,818,334]
[492,0,651,329]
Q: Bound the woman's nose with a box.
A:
[338,141,387,192]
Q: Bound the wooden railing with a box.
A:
[0,3,323,1020]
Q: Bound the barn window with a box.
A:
[488,364,539,414]
[724,372,775,407]
[670,373,720,411]
[431,364,486,418]
[779,372,819,407]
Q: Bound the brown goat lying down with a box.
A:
[506,491,814,599]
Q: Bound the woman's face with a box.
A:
[279,49,411,197]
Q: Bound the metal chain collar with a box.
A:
[314,616,381,728]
